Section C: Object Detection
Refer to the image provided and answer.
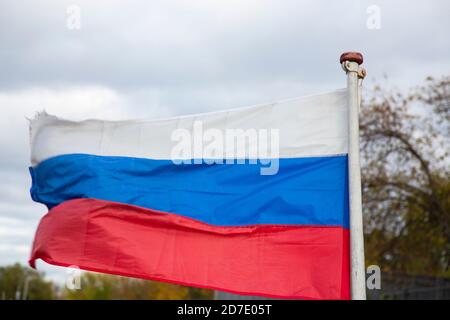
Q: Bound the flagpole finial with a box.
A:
[340,52,364,65]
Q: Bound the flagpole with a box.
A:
[340,52,366,300]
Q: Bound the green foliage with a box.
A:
[0,263,55,300]
[63,272,213,300]
[0,263,213,300]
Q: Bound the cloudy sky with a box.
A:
[0,0,449,284]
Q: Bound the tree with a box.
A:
[63,272,213,300]
[0,263,55,299]
[361,75,450,276]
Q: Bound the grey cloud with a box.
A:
[1,0,449,94]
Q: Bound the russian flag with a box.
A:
[28,90,350,299]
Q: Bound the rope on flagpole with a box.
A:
[340,52,367,300]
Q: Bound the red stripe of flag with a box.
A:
[29,198,350,299]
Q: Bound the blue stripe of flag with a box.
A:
[30,153,349,228]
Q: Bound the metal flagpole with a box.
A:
[340,52,367,300]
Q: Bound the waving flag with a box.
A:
[28,90,350,299]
